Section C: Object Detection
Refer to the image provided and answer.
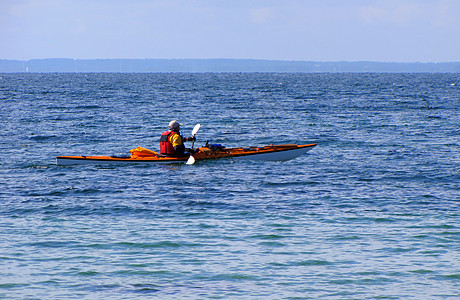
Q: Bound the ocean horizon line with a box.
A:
[1,58,459,73]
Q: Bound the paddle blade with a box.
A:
[186,155,195,165]
[192,124,201,136]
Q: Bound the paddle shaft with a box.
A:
[186,124,201,165]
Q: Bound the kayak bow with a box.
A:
[56,143,317,166]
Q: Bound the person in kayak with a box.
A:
[160,120,196,157]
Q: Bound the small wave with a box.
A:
[130,283,161,294]
[27,240,81,248]
[29,135,57,141]
[75,105,102,109]
[250,234,288,240]
[435,274,460,281]
[78,271,100,276]
[293,259,334,266]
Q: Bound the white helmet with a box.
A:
[168,120,182,130]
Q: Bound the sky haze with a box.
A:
[2,0,459,62]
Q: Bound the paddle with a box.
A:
[186,155,195,165]
[190,123,200,148]
[186,123,201,165]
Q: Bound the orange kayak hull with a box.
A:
[56,143,317,165]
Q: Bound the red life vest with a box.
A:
[160,130,177,155]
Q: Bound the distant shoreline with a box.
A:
[1,58,459,73]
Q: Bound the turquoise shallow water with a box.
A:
[0,73,459,299]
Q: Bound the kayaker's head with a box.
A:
[168,120,181,132]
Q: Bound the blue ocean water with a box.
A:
[0,73,459,299]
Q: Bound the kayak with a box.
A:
[56,143,317,166]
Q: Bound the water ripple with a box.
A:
[0,73,459,299]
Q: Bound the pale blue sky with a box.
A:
[2,0,459,62]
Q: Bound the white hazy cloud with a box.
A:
[1,0,459,62]
[358,0,457,26]
[250,8,275,24]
